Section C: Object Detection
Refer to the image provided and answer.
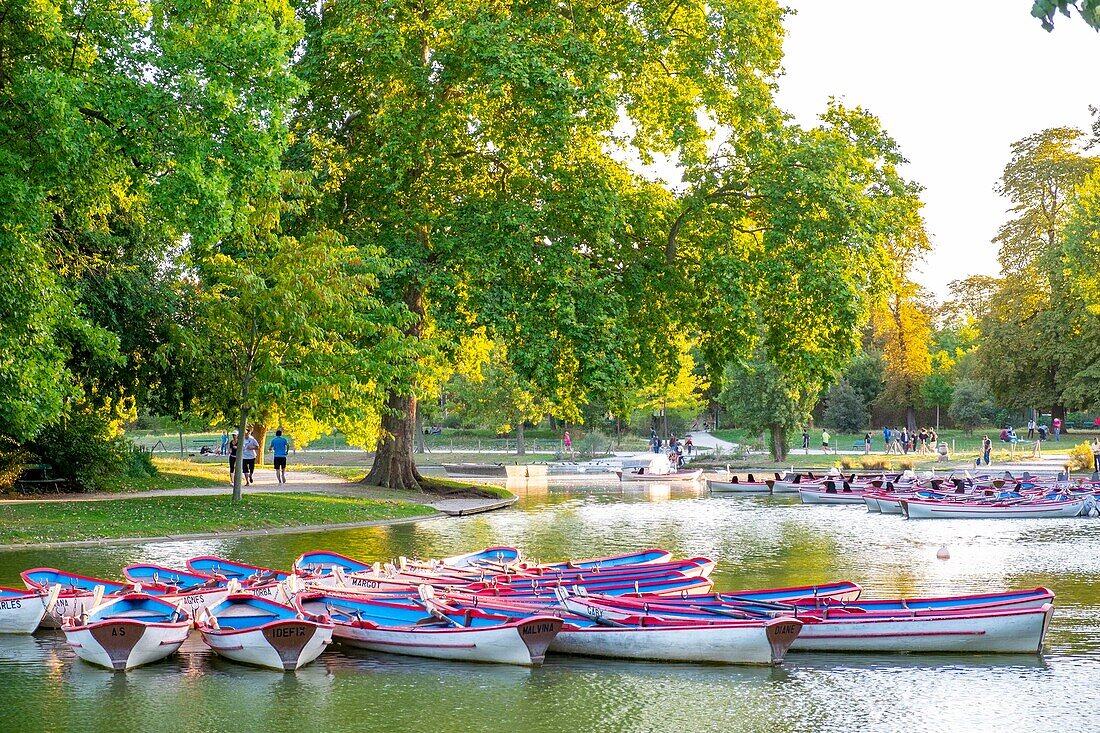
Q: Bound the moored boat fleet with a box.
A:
[709,470,1100,518]
[0,545,1057,672]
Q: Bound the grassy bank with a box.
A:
[0,493,435,545]
[96,457,228,493]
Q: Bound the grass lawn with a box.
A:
[0,493,436,545]
[95,458,228,493]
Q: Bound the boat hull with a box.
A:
[707,480,771,494]
[902,498,1087,519]
[65,619,191,670]
[791,604,1054,654]
[200,620,333,671]
[0,588,54,633]
[617,469,703,483]
[547,617,802,665]
[799,488,867,505]
[333,617,562,666]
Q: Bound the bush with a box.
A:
[837,456,913,471]
[27,410,156,491]
[574,431,613,458]
[1067,442,1095,472]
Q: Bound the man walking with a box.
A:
[270,429,289,484]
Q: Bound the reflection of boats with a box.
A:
[441,463,553,478]
[62,594,191,671]
[616,454,702,483]
[197,595,333,671]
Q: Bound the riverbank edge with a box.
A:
[0,494,518,552]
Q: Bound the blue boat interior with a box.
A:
[189,558,288,582]
[126,565,216,588]
[297,552,371,575]
[91,596,182,623]
[307,594,506,630]
[25,570,128,594]
[206,597,299,630]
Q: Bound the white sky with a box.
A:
[775,0,1100,298]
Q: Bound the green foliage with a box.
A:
[1032,0,1100,30]
[949,379,996,434]
[0,439,33,492]
[719,352,818,461]
[823,379,868,433]
[25,408,152,492]
[975,129,1098,413]
[846,350,886,410]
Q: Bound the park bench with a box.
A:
[852,440,872,450]
[13,464,67,494]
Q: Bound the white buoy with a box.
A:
[936,546,950,560]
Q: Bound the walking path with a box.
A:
[0,471,514,517]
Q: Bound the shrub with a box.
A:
[575,431,613,458]
[1067,441,1095,472]
[27,410,155,491]
[838,456,911,471]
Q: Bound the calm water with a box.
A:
[1,485,1098,733]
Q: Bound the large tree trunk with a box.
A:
[252,423,268,467]
[906,406,917,434]
[364,282,426,490]
[364,391,424,489]
[770,424,788,462]
[516,421,525,456]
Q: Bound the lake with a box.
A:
[1,485,1096,733]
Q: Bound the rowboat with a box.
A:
[549,592,1055,654]
[186,556,290,584]
[798,483,869,505]
[790,604,1055,653]
[617,468,703,482]
[707,475,772,494]
[62,593,191,670]
[441,546,522,569]
[21,568,135,628]
[0,585,60,633]
[446,591,803,665]
[296,590,563,666]
[122,563,225,591]
[196,595,333,671]
[529,548,674,571]
[901,496,1088,519]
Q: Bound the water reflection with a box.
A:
[0,490,1098,732]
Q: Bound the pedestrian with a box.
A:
[270,429,289,484]
[242,428,259,484]
[685,436,694,455]
[1053,416,1062,441]
[821,429,830,452]
[982,435,992,466]
[801,428,809,450]
[883,426,892,452]
[864,432,872,454]
[1039,424,1048,441]
[918,427,928,454]
[1092,439,1100,473]
[900,428,909,455]
[220,432,229,456]
[929,428,938,447]
[227,431,239,481]
[1027,417,1036,440]
[563,430,573,458]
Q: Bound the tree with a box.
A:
[630,338,710,440]
[873,279,933,433]
[291,0,797,489]
[975,129,1098,420]
[719,352,819,461]
[949,379,996,434]
[1032,1,1100,30]
[448,344,552,456]
[1,0,311,469]
[823,379,868,434]
[845,350,886,414]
